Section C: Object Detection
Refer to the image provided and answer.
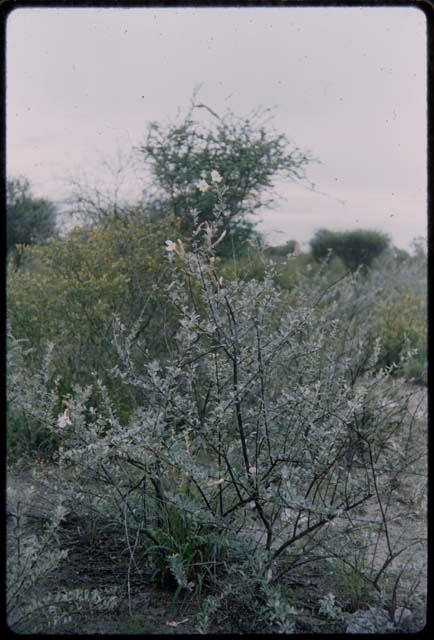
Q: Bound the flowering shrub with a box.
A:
[7,176,426,631]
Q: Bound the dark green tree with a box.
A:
[310,228,390,271]
[7,177,57,255]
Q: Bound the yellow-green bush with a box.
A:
[375,294,427,383]
[7,215,178,429]
[219,248,345,294]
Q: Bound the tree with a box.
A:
[138,98,315,247]
[310,228,390,271]
[7,177,57,255]
[64,147,146,228]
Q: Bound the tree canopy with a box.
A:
[138,101,315,241]
[7,177,58,255]
[310,228,390,271]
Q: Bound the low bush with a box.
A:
[219,242,345,294]
[7,336,62,461]
[263,239,299,258]
[7,483,118,633]
[376,294,427,384]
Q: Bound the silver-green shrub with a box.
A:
[8,175,426,628]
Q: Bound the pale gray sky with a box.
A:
[7,5,427,249]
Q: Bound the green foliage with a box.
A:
[273,253,344,292]
[310,228,390,271]
[28,186,422,627]
[196,594,221,633]
[318,593,344,621]
[216,218,263,259]
[332,555,375,613]
[6,170,427,633]
[219,244,345,299]
[260,583,299,632]
[7,177,57,258]
[7,215,178,440]
[363,248,427,382]
[374,294,426,382]
[7,337,62,461]
[263,239,299,258]
[147,505,226,594]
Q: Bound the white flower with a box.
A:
[57,409,72,429]
[306,263,312,272]
[211,169,222,184]
[248,466,257,475]
[165,239,177,253]
[197,179,209,193]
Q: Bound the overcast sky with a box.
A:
[7,5,427,249]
